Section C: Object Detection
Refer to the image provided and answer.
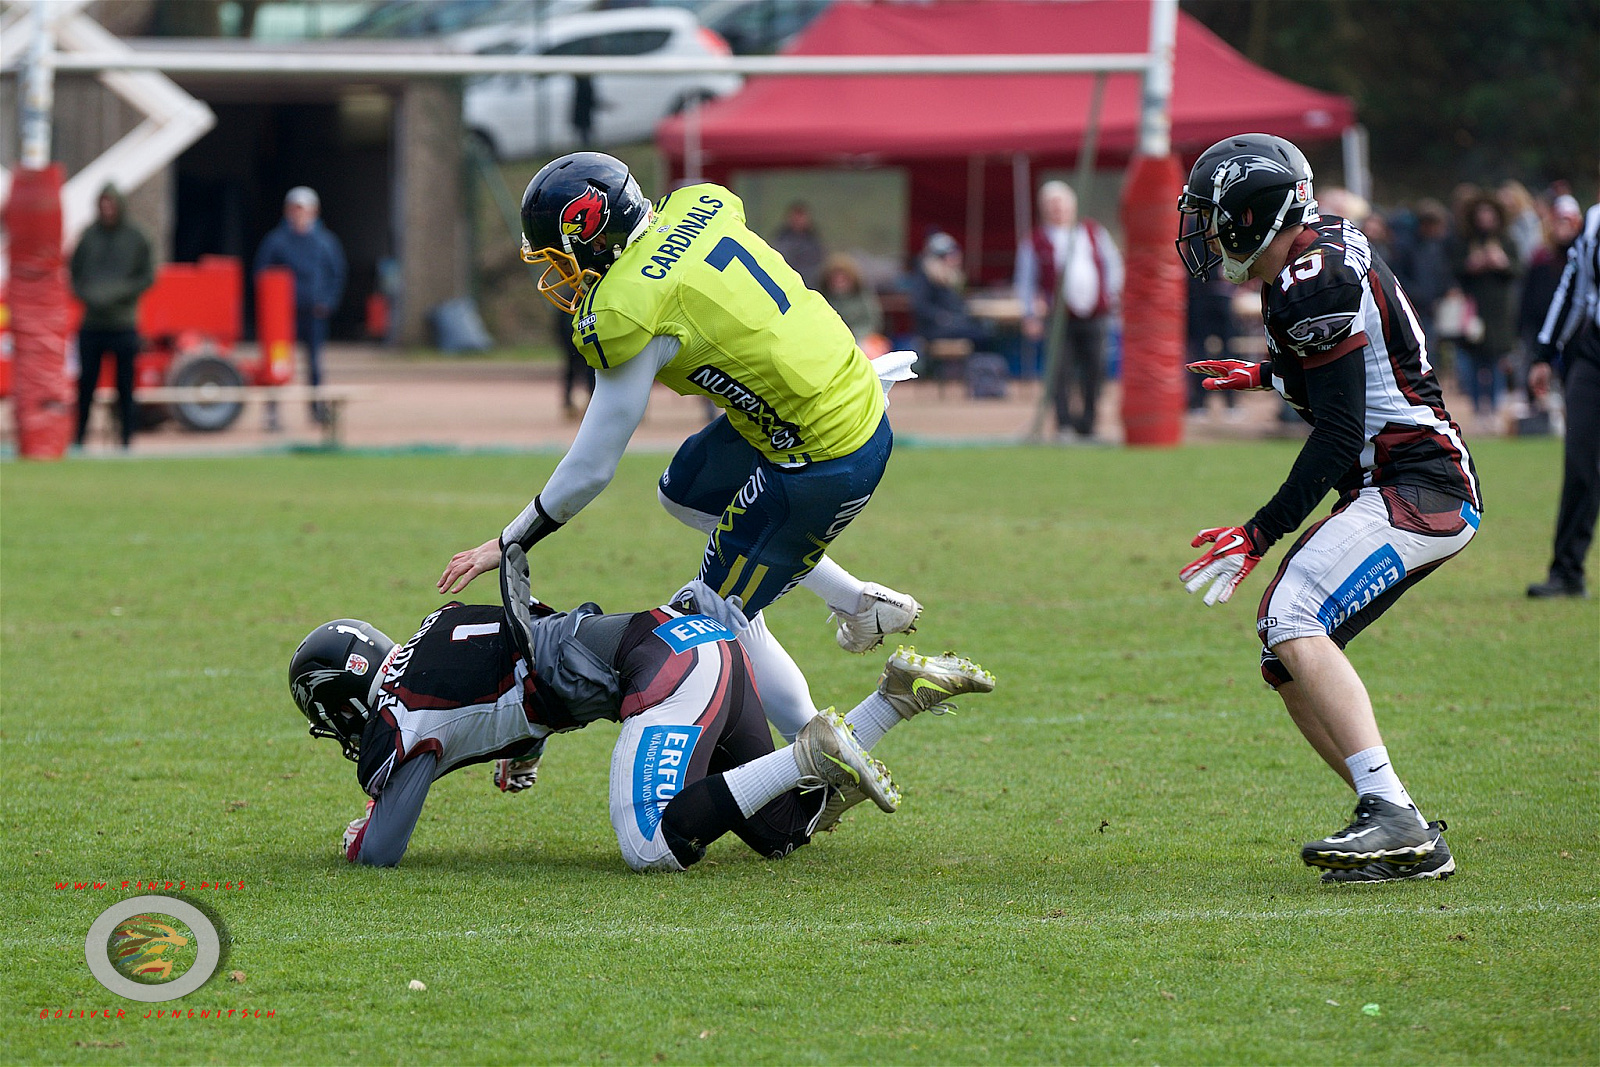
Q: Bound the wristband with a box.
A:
[502,495,564,552]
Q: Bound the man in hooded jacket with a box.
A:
[71,184,154,449]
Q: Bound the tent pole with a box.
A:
[684,97,703,183]
[1012,153,1032,256]
[1075,72,1106,201]
[965,153,983,281]
[1012,152,1036,383]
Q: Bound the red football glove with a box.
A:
[1185,359,1267,391]
[1180,526,1264,605]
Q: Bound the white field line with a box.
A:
[10,899,1599,950]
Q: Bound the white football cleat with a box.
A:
[832,583,923,653]
[878,646,996,721]
[792,708,900,813]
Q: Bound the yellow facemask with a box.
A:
[522,235,601,315]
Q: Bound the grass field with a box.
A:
[3,438,1596,1064]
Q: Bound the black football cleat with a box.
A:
[1527,578,1588,599]
[1301,794,1438,870]
[1322,821,1456,883]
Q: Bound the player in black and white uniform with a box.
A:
[1175,134,1481,884]
[288,547,993,871]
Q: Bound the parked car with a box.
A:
[660,0,832,55]
[338,0,564,40]
[457,7,740,160]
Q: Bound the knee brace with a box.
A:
[657,485,719,534]
[1260,646,1294,689]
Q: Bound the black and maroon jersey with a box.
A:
[1250,215,1482,546]
[356,603,549,796]
[355,601,622,796]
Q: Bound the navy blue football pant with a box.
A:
[658,413,892,615]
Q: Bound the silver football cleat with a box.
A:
[792,708,900,813]
[877,646,996,721]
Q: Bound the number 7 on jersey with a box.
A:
[705,236,791,313]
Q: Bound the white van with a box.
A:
[459,8,741,160]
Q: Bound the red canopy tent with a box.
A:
[659,0,1354,281]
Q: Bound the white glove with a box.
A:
[669,580,751,634]
[342,799,376,858]
[494,756,540,793]
[870,350,919,400]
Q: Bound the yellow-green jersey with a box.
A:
[570,184,885,464]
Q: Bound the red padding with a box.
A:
[1117,153,1187,447]
[3,165,73,458]
[255,266,296,386]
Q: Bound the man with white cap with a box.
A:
[254,186,347,426]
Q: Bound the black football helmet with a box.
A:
[1177,133,1318,283]
[520,151,653,313]
[288,619,395,761]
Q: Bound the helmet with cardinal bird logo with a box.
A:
[519,151,653,313]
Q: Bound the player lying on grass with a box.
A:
[439,151,922,748]
[1175,134,1480,884]
[290,548,994,871]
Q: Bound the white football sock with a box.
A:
[722,747,803,818]
[843,692,901,750]
[735,611,817,742]
[1346,745,1428,827]
[799,556,869,614]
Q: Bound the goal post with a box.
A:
[1118,0,1186,447]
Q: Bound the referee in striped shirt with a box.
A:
[1528,198,1600,598]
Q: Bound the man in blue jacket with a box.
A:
[254,186,346,425]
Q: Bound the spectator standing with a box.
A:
[1452,193,1521,422]
[1389,199,1455,351]
[1527,199,1600,599]
[1185,271,1237,416]
[571,74,598,147]
[71,183,154,450]
[554,309,594,420]
[1517,195,1585,398]
[770,201,824,290]
[821,253,885,352]
[255,186,347,425]
[1498,180,1544,267]
[1014,180,1123,441]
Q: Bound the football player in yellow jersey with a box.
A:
[439,152,923,741]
